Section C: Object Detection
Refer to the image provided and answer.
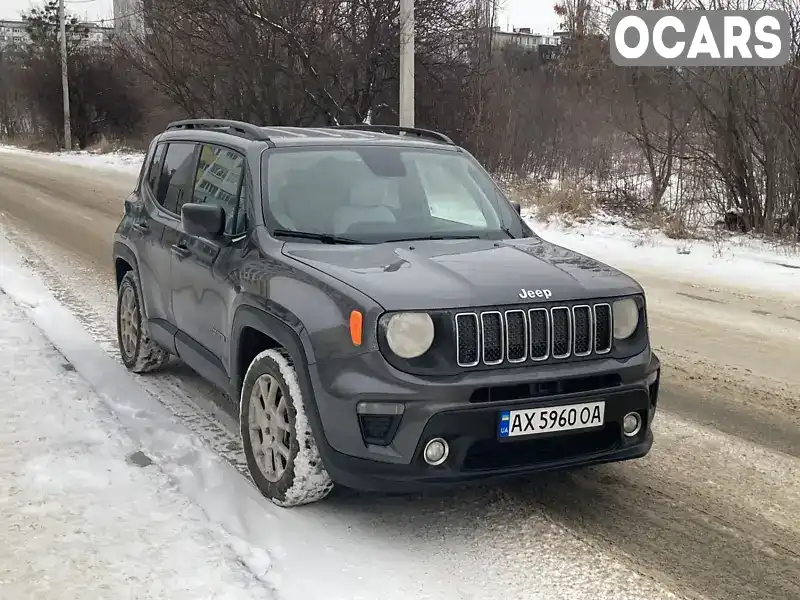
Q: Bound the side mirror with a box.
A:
[181,203,225,239]
[511,201,521,215]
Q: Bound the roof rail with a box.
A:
[328,124,455,145]
[165,119,272,142]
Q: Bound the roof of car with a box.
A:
[158,120,460,151]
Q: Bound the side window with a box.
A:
[156,142,197,214]
[145,142,166,197]
[192,144,246,234]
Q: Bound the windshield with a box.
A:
[261,145,521,243]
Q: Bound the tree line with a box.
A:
[0,0,798,239]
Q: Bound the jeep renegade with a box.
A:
[113,119,661,507]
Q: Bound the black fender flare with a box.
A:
[113,241,140,285]
[113,241,148,319]
[230,304,331,448]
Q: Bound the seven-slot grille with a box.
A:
[455,303,613,367]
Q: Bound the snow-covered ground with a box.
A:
[0,291,273,598]
[527,211,799,298]
[0,145,146,174]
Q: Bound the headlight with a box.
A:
[612,298,639,339]
[385,312,435,359]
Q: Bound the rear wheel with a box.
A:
[240,348,334,507]
[116,270,171,373]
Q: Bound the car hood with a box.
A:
[282,237,642,311]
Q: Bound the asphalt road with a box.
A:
[1,150,798,600]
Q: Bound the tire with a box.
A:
[240,348,334,507]
[116,270,171,373]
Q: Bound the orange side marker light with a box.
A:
[349,310,363,346]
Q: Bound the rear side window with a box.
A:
[191,144,246,234]
[145,142,166,196]
[153,142,197,214]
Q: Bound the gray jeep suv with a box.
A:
[112,119,660,507]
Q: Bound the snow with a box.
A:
[0,291,273,598]
[241,349,334,507]
[0,144,144,175]
[524,211,800,298]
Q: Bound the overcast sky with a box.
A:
[2,0,560,33]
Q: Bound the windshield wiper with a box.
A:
[272,229,364,245]
[382,234,484,243]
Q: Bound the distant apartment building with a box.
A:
[440,26,562,63]
[493,27,560,50]
[492,27,562,62]
[0,20,29,47]
[0,18,113,49]
[444,25,562,64]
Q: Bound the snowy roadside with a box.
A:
[0,220,475,600]
[0,144,145,175]
[526,211,800,298]
[0,290,273,599]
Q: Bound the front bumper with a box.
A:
[306,348,660,493]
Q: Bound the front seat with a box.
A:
[332,180,396,235]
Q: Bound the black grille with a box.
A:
[358,414,402,446]
[594,304,612,353]
[551,307,571,358]
[481,312,504,364]
[505,310,527,362]
[455,302,614,368]
[455,313,479,366]
[462,425,619,471]
[573,305,592,355]
[529,308,549,360]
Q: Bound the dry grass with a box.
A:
[2,133,144,154]
[3,134,61,152]
[536,182,596,222]
[85,134,131,154]
[500,174,737,245]
[658,213,691,239]
[503,179,596,224]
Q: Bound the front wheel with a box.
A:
[240,348,334,507]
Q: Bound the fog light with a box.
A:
[622,412,642,437]
[423,438,449,466]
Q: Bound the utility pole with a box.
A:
[59,0,72,151]
[399,0,414,127]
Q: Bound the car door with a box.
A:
[137,141,199,344]
[128,141,192,341]
[170,143,249,389]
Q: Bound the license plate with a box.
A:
[498,401,605,439]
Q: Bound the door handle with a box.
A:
[132,222,149,234]
[171,243,191,259]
